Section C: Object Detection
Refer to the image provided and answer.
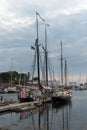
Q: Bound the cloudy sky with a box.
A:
[0,0,87,83]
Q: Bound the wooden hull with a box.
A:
[52,95,71,103]
[52,91,72,103]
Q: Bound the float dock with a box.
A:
[0,97,51,113]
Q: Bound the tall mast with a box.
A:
[36,12,44,88]
[45,24,48,86]
[60,41,63,85]
[42,24,49,86]
[36,12,40,87]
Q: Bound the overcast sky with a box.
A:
[0,0,87,83]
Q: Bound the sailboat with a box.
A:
[7,58,17,93]
[18,12,50,102]
[52,41,72,103]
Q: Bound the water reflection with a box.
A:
[2,91,87,130]
[20,102,72,130]
[0,102,72,130]
[18,102,72,130]
[20,111,30,120]
[38,103,50,130]
[51,101,72,130]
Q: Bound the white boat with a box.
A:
[52,89,72,102]
[52,42,72,103]
[7,87,17,93]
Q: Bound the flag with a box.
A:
[36,12,45,21]
[31,46,35,50]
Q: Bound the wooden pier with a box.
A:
[0,102,36,112]
[0,97,51,113]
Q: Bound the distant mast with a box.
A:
[10,58,13,87]
[19,72,21,86]
[64,59,67,86]
[60,41,63,85]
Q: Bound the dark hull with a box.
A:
[18,97,34,102]
[7,91,16,93]
[52,96,71,103]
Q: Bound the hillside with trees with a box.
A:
[0,71,29,85]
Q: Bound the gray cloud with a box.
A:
[0,0,87,82]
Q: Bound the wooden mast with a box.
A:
[42,24,49,86]
[36,12,45,89]
[45,24,48,86]
[36,12,40,88]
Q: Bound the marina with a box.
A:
[0,90,87,130]
[0,1,87,130]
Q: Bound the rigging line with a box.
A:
[42,53,46,82]
[48,63,53,86]
[41,48,49,85]
[48,57,54,84]
[39,52,45,81]
[48,52,55,81]
[31,50,36,80]
[52,66,56,81]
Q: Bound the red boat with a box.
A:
[18,88,34,102]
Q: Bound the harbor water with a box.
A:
[0,90,87,130]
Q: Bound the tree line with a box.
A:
[0,71,30,85]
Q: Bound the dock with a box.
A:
[0,102,36,112]
[0,97,51,113]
